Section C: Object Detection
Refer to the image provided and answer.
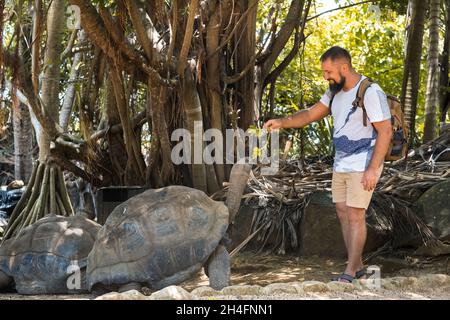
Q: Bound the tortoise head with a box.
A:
[224,162,252,224]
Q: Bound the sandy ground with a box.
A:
[0,252,449,300]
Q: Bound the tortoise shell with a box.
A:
[87,186,229,290]
[0,214,100,294]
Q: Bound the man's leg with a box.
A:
[343,206,367,277]
[335,203,364,276]
[335,202,350,252]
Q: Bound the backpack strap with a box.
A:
[329,93,336,115]
[352,77,375,127]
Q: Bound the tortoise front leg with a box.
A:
[205,245,230,290]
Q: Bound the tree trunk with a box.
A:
[440,0,450,131]
[60,30,86,131]
[423,0,441,142]
[12,97,33,183]
[104,71,128,185]
[182,68,208,193]
[12,26,33,183]
[401,0,427,145]
[3,0,76,240]
[146,73,175,188]
[38,0,65,161]
[235,0,258,131]
[205,0,228,187]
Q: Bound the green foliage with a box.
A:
[261,1,428,157]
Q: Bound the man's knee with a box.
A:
[335,202,347,220]
[347,206,366,224]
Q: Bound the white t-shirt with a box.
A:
[320,76,391,172]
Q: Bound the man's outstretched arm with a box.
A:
[263,101,330,130]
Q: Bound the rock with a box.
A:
[95,290,147,300]
[191,286,221,297]
[416,274,450,288]
[149,285,194,300]
[0,187,25,216]
[7,180,24,190]
[302,281,329,293]
[414,179,450,241]
[381,277,419,290]
[290,282,305,294]
[299,192,389,257]
[354,278,383,291]
[327,281,356,292]
[261,283,298,295]
[221,285,263,296]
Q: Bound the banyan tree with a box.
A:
[0,0,311,237]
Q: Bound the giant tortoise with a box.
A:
[87,163,251,292]
[0,214,101,294]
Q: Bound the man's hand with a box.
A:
[263,118,284,131]
[263,102,329,130]
[361,167,379,191]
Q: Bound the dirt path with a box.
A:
[1,253,449,300]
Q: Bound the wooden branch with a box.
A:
[3,50,62,140]
[206,0,258,60]
[98,2,150,70]
[68,0,145,82]
[60,29,78,60]
[89,110,147,141]
[125,0,157,64]
[177,0,198,75]
[49,151,102,186]
[166,0,178,68]
[224,53,258,84]
[31,0,43,94]
[264,27,305,87]
[260,0,304,78]
[306,0,379,22]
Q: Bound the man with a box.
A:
[264,46,393,283]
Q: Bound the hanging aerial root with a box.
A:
[2,161,75,241]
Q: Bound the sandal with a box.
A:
[333,273,355,283]
[332,267,365,281]
[355,268,367,279]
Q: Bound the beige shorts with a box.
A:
[331,166,383,209]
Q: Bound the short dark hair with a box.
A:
[320,46,352,66]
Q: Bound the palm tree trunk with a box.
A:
[401,0,427,145]
[423,0,441,142]
[440,0,450,131]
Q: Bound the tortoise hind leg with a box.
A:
[205,245,230,290]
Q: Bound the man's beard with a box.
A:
[329,76,345,94]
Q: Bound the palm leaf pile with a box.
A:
[231,129,450,256]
